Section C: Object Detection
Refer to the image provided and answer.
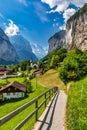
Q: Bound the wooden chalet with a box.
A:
[0,70,12,77]
[0,81,27,100]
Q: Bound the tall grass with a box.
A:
[67,77,87,130]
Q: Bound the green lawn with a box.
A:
[0,77,24,88]
[0,77,47,130]
[67,77,87,130]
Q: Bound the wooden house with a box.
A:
[0,71,12,77]
[0,66,12,77]
[0,81,26,100]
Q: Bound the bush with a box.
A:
[23,77,33,93]
[59,57,80,83]
[48,48,67,68]
[79,50,87,77]
[59,49,83,83]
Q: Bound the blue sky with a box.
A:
[0,0,86,47]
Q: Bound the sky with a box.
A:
[0,0,86,47]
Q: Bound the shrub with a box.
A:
[23,77,33,93]
[59,57,80,83]
[48,48,67,68]
[59,49,82,83]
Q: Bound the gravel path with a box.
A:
[32,90,67,130]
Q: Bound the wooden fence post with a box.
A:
[49,90,51,100]
[35,100,38,121]
[45,93,46,108]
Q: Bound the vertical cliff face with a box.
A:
[48,4,87,53]
[48,30,66,53]
[0,28,19,64]
[66,14,87,50]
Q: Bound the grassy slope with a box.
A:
[67,77,87,130]
[0,77,47,130]
[32,69,65,90]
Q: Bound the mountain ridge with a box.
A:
[0,28,19,65]
[10,35,38,61]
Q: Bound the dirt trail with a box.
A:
[32,90,67,130]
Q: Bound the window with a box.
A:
[7,93,10,95]
[8,88,10,91]
[13,93,15,95]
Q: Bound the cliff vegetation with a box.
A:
[67,3,87,23]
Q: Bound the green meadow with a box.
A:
[67,77,87,130]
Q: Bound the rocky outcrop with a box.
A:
[0,28,18,64]
[48,4,87,52]
[48,30,66,53]
[10,35,38,61]
[66,14,87,51]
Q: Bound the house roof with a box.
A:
[0,71,10,75]
[0,72,6,75]
[0,81,26,92]
[33,69,41,74]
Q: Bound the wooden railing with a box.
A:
[0,87,58,130]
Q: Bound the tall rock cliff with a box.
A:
[10,35,38,61]
[48,30,66,53]
[48,4,87,52]
[66,4,87,50]
[0,28,18,64]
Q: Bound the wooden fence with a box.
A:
[0,87,58,130]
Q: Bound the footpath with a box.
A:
[32,90,67,130]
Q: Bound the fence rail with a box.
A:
[0,87,58,129]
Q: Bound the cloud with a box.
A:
[41,0,86,13]
[33,2,49,22]
[41,0,58,8]
[17,0,28,6]
[5,19,19,36]
[63,8,76,22]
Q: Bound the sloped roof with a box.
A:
[0,71,10,75]
[0,81,26,92]
[33,69,41,74]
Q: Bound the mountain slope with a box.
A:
[48,30,66,53]
[0,28,18,64]
[10,35,38,61]
[30,43,48,59]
